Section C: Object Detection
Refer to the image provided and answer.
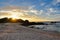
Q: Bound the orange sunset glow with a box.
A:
[0,9,52,22]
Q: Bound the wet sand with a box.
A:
[0,23,60,40]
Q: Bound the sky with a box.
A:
[0,0,60,22]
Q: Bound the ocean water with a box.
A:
[0,23,60,32]
[28,23,60,32]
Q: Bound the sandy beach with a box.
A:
[0,23,60,40]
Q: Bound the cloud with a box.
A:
[0,1,60,21]
[57,0,60,2]
[0,5,50,21]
